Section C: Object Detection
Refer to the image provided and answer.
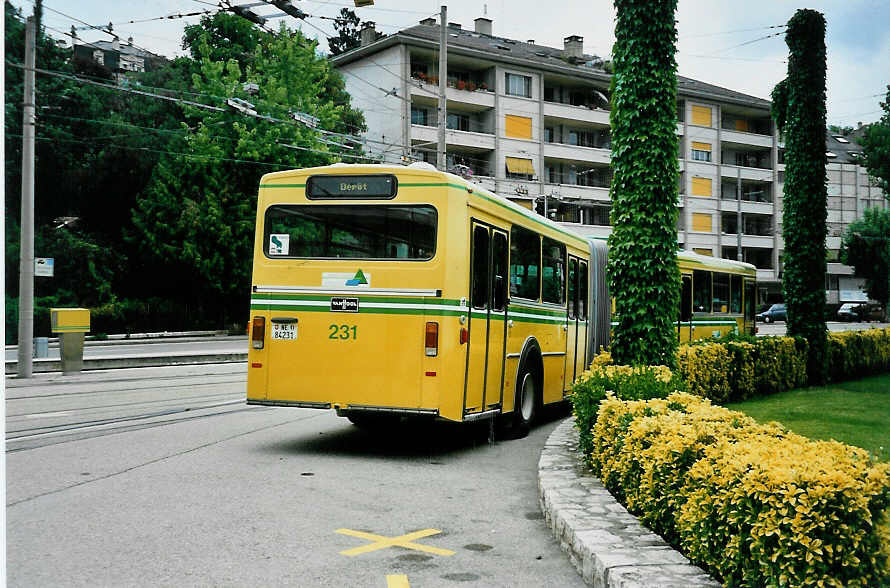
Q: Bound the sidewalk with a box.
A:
[538,418,718,587]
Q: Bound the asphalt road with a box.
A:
[5,364,585,588]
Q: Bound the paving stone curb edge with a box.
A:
[537,417,720,588]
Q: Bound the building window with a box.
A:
[411,106,428,126]
[446,113,469,131]
[692,213,712,233]
[505,115,532,139]
[691,177,713,197]
[505,73,531,98]
[691,105,712,127]
[691,141,712,162]
[544,127,553,143]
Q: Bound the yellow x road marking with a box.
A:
[335,528,455,557]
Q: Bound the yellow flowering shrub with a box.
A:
[679,435,890,587]
[590,393,890,587]
[572,352,684,468]
[828,327,890,382]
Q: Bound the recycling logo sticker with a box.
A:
[269,234,289,255]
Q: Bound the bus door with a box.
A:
[464,222,508,416]
[565,258,579,390]
[564,258,589,391]
[743,279,756,334]
[679,274,693,341]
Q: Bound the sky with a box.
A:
[16,0,890,128]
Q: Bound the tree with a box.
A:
[840,207,890,315]
[328,8,361,56]
[130,22,365,326]
[859,85,890,196]
[771,9,828,384]
[606,0,681,367]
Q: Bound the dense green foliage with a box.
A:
[606,0,681,368]
[328,8,361,56]
[859,85,890,195]
[4,7,365,341]
[841,207,890,309]
[771,9,828,384]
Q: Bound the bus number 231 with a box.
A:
[329,324,357,340]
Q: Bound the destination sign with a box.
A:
[330,297,360,312]
[306,175,397,199]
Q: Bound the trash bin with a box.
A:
[50,308,90,374]
[33,337,49,358]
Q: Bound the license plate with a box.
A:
[271,323,297,340]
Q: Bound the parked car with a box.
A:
[837,303,862,322]
[757,303,786,323]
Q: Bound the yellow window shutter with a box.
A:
[505,115,533,139]
[691,177,712,197]
[735,119,749,132]
[693,247,713,256]
[691,141,712,152]
[692,213,713,233]
[506,157,535,175]
[691,105,712,127]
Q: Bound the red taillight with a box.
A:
[459,327,468,345]
[252,316,266,349]
[425,322,439,356]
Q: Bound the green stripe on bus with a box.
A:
[252,304,564,325]
[251,293,462,305]
[259,183,306,188]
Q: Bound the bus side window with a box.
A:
[510,225,541,301]
[542,238,566,304]
[568,259,578,319]
[714,272,730,313]
[472,226,490,310]
[730,274,742,314]
[492,232,508,311]
[693,270,711,313]
[680,275,692,322]
[579,262,588,320]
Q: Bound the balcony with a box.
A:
[410,124,495,151]
[720,164,773,183]
[543,101,610,127]
[410,79,496,110]
[543,142,611,165]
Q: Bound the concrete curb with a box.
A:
[538,418,719,588]
[5,351,247,375]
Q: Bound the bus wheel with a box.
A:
[511,368,538,438]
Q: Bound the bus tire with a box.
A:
[510,359,540,438]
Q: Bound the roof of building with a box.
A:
[332,23,772,110]
[82,40,159,58]
[825,131,866,164]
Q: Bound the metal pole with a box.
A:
[436,5,447,171]
[17,15,36,378]
[736,168,742,262]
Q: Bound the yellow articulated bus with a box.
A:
[246,163,756,434]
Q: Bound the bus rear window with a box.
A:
[264,205,437,260]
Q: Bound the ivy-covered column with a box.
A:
[771,9,828,384]
[607,0,680,367]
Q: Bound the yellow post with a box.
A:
[50,308,90,374]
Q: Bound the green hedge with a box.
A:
[676,329,890,402]
[570,351,684,467]
[592,392,890,587]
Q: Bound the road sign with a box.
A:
[35,257,54,277]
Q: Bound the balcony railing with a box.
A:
[544,170,611,189]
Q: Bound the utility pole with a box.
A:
[436,5,447,171]
[17,15,36,378]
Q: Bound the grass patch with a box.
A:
[726,373,890,462]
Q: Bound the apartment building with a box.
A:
[331,17,887,303]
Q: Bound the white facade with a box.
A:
[332,22,886,300]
